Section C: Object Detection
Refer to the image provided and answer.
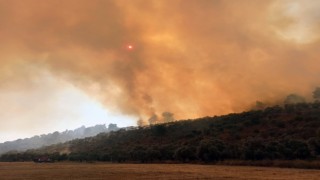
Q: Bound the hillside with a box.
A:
[0,123,118,155]
[1,102,320,165]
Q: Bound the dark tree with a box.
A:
[197,139,225,162]
[151,124,167,145]
[174,146,196,162]
[148,114,158,125]
[162,112,175,123]
[108,123,118,131]
[284,94,306,104]
[313,87,320,100]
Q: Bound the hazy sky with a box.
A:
[0,0,320,142]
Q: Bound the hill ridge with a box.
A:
[1,102,320,166]
[0,123,119,155]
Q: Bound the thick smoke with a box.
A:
[1,0,320,127]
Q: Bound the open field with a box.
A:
[0,162,320,180]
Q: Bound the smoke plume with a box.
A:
[1,0,320,126]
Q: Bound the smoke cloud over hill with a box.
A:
[1,0,320,127]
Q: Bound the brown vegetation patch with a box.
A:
[0,162,320,180]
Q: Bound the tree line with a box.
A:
[1,101,320,164]
[0,123,119,155]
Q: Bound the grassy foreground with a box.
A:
[0,162,320,180]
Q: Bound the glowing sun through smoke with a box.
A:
[127,44,134,50]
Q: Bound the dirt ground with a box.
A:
[0,162,319,180]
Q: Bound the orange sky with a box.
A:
[0,0,320,138]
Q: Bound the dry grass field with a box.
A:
[0,162,320,180]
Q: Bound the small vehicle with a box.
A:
[33,157,54,163]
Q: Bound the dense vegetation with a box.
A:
[1,101,320,166]
[0,124,118,155]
